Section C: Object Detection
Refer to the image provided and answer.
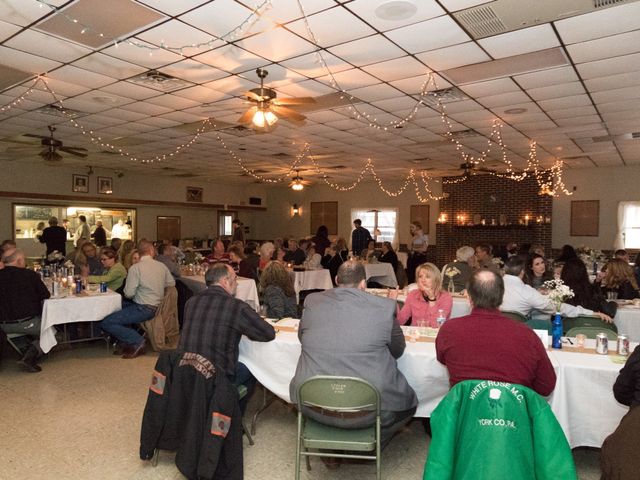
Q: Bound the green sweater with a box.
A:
[88,262,127,292]
[424,379,576,480]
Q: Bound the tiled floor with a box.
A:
[0,344,603,479]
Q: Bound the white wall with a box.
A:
[0,162,268,245]
[552,165,640,250]
[256,181,442,248]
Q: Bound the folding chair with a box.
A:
[295,375,381,480]
[563,315,618,335]
[566,327,618,341]
[500,310,529,323]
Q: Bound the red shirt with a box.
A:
[435,307,556,396]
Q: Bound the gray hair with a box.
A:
[1,248,23,265]
[456,245,475,262]
[205,263,232,286]
[259,241,275,258]
[336,260,366,287]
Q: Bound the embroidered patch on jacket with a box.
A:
[211,412,231,438]
[149,370,166,395]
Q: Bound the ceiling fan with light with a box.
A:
[22,125,89,162]
[448,160,498,177]
[238,68,316,131]
[289,169,312,191]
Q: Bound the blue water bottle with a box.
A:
[551,313,563,349]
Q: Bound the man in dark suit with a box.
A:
[39,216,67,255]
[290,261,417,452]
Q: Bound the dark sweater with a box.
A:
[39,225,67,255]
[0,266,50,321]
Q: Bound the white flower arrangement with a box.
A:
[194,252,204,263]
[445,266,461,278]
[47,250,64,262]
[542,278,575,313]
[576,245,603,266]
[492,257,504,267]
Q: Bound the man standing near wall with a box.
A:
[351,219,372,257]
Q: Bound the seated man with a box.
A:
[501,255,611,322]
[290,261,417,452]
[155,244,181,278]
[179,263,275,410]
[283,239,306,266]
[101,240,175,359]
[0,249,50,372]
[475,244,500,273]
[436,269,556,397]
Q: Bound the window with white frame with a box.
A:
[351,208,398,246]
[618,202,640,249]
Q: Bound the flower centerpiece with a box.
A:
[492,257,504,269]
[444,266,461,293]
[542,278,574,313]
[576,245,603,270]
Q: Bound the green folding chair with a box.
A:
[295,376,381,480]
[566,327,618,341]
[563,315,618,335]
[500,310,529,323]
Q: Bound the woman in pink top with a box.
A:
[393,262,452,327]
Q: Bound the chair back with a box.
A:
[566,326,618,340]
[297,376,380,415]
[500,310,529,323]
[563,315,618,335]
[143,286,180,351]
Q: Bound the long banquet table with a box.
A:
[239,317,632,448]
[40,290,122,353]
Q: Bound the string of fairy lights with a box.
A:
[33,0,273,55]
[3,2,575,200]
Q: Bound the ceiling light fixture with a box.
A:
[252,108,278,128]
[374,1,418,21]
[291,180,304,191]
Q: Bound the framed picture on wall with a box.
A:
[72,174,89,193]
[98,176,113,194]
[186,186,203,202]
[570,200,599,236]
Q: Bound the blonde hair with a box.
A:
[118,240,134,264]
[260,261,295,297]
[604,258,639,290]
[415,262,443,295]
[123,248,139,270]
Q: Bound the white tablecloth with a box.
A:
[239,319,631,448]
[613,305,640,341]
[365,263,398,287]
[291,269,333,295]
[181,275,259,312]
[40,291,122,353]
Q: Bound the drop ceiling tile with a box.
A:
[567,30,640,65]
[144,93,201,109]
[576,53,640,80]
[100,108,149,122]
[0,18,21,42]
[345,0,444,32]
[5,29,92,63]
[193,44,268,74]
[136,0,209,16]
[179,0,266,41]
[555,115,602,128]
[347,83,403,103]
[328,34,406,67]
[59,97,114,114]
[538,94,594,111]
[317,68,380,90]
[527,82,586,101]
[514,66,579,89]
[275,79,335,97]
[71,54,146,82]
[416,42,490,71]
[160,59,228,84]
[361,56,429,83]
[245,0,334,25]
[286,6,375,48]
[120,101,172,116]
[160,111,208,124]
[548,106,598,120]
[391,74,451,95]
[201,75,258,98]
[478,25,560,59]
[439,0,494,11]
[592,85,640,104]
[35,77,91,97]
[137,19,216,57]
[238,64,305,88]
[585,71,640,93]
[0,0,66,27]
[386,15,470,54]
[477,91,530,108]
[281,51,352,78]
[371,96,422,113]
[459,78,520,98]
[102,81,161,100]
[47,65,116,89]
[101,40,184,70]
[172,84,230,103]
[0,46,62,74]
[555,1,640,44]
[597,99,640,114]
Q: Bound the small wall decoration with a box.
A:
[186,186,203,202]
[571,200,599,236]
[98,176,113,194]
[72,174,89,193]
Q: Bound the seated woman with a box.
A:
[363,239,379,261]
[205,238,229,264]
[83,246,127,292]
[303,244,322,270]
[258,241,275,271]
[560,257,617,319]
[117,239,134,265]
[441,246,475,293]
[600,258,640,300]
[75,242,103,275]
[391,263,452,327]
[260,261,298,319]
[228,245,255,279]
[335,237,349,262]
[123,248,140,271]
[601,345,640,479]
[321,243,343,286]
[379,241,399,272]
[523,253,554,290]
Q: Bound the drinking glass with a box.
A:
[417,319,426,336]
[575,334,586,347]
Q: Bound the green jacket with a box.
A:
[424,380,576,480]
[88,262,127,292]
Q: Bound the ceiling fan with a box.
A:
[451,160,498,177]
[238,68,316,130]
[289,169,312,191]
[22,125,89,162]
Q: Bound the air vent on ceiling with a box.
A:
[221,125,257,137]
[593,132,640,142]
[272,152,292,158]
[442,129,479,140]
[173,173,199,178]
[455,4,507,38]
[35,104,85,118]
[594,0,628,8]
[129,70,193,92]
[162,166,178,170]
[422,87,468,106]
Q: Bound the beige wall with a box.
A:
[552,165,640,250]
[254,181,442,248]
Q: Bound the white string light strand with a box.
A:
[0,77,42,114]
[40,77,210,164]
[33,0,273,54]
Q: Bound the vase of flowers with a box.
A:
[444,266,460,293]
[543,278,575,349]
